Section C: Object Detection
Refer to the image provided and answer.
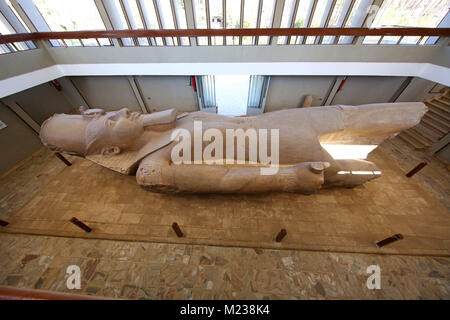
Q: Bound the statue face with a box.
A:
[40,108,177,156]
[86,108,145,154]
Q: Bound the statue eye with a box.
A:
[107,119,116,127]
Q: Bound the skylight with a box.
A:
[226,0,241,45]
[0,0,447,49]
[32,0,108,46]
[209,0,223,45]
[364,0,449,45]
[258,0,275,45]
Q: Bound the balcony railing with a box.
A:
[1,27,449,49]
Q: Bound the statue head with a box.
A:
[40,108,177,156]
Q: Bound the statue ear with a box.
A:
[79,106,88,113]
[101,146,121,156]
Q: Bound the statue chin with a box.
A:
[39,102,428,194]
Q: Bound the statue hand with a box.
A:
[288,162,330,193]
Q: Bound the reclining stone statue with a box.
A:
[39,102,427,194]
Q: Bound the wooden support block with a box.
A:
[375,234,403,248]
[55,152,72,166]
[172,222,184,237]
[0,219,9,227]
[406,162,427,177]
[302,95,312,108]
[70,217,92,232]
[275,229,287,242]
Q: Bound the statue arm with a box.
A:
[136,147,328,194]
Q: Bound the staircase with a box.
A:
[398,89,450,150]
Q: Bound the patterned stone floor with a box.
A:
[379,138,450,210]
[0,233,448,299]
[2,145,449,255]
[0,148,75,219]
[0,143,449,299]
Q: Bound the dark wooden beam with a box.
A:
[275,229,287,242]
[406,162,427,177]
[172,222,184,237]
[375,234,404,248]
[55,152,72,166]
[1,28,449,44]
[70,217,92,232]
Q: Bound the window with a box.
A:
[174,0,190,45]
[344,0,362,27]
[156,0,178,46]
[0,3,34,53]
[193,0,208,45]
[209,0,223,45]
[0,12,19,53]
[196,75,217,109]
[123,0,150,46]
[258,0,275,45]
[242,0,258,45]
[247,75,270,109]
[322,0,347,44]
[4,0,31,33]
[278,0,296,44]
[338,0,366,44]
[364,0,449,45]
[3,0,37,51]
[226,0,241,45]
[32,0,110,47]
[216,75,249,116]
[140,0,164,46]
[111,0,134,46]
[305,0,330,44]
[291,0,314,44]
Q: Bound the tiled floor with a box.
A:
[0,233,448,299]
[2,145,449,256]
[379,138,450,210]
[0,148,75,219]
[0,142,449,299]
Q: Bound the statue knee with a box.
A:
[136,162,164,186]
[136,161,178,193]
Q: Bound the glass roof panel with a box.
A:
[32,0,106,31]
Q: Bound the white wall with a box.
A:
[135,76,198,112]
[7,82,73,125]
[0,102,42,174]
[265,76,335,111]
[69,76,142,112]
[332,76,408,105]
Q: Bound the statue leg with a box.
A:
[324,159,381,188]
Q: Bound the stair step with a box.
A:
[427,105,450,121]
[424,112,450,129]
[407,128,434,146]
[425,101,450,113]
[397,132,427,149]
[436,97,450,107]
[422,116,449,134]
[413,124,441,142]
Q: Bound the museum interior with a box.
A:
[0,0,449,300]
